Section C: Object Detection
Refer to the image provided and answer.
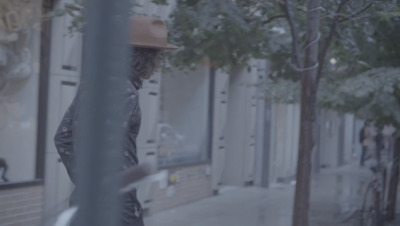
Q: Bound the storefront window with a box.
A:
[158,66,211,167]
[0,0,41,184]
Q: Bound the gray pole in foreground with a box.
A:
[74,1,130,226]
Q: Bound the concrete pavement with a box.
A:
[145,185,294,226]
[144,163,400,226]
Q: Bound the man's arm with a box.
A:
[54,97,78,184]
[122,90,141,168]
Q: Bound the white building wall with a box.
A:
[268,106,359,183]
[343,114,356,164]
[223,66,247,186]
[317,110,360,169]
[268,103,300,184]
[44,0,82,223]
[222,60,260,186]
[319,110,341,168]
[211,69,229,191]
[254,60,268,187]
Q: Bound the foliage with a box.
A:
[261,78,301,104]
[53,0,400,127]
[165,0,400,76]
[249,1,400,131]
[357,14,400,69]
[64,0,85,33]
[327,2,400,76]
[44,0,85,33]
[53,0,399,74]
[319,67,400,128]
[167,0,309,73]
[318,13,400,129]
[167,0,273,70]
[165,0,400,124]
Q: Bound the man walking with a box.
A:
[54,15,178,226]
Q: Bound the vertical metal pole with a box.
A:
[207,67,215,161]
[337,113,345,166]
[261,102,271,188]
[75,1,130,226]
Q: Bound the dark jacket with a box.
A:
[54,78,144,226]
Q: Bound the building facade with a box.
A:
[0,1,367,226]
[0,0,262,225]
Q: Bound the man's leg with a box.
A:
[360,146,367,166]
[375,145,381,163]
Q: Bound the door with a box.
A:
[44,0,82,224]
[44,77,79,226]
[137,85,160,210]
[243,71,258,183]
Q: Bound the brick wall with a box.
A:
[148,164,213,214]
[0,185,43,226]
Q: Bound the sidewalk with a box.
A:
[144,163,400,226]
[145,185,294,226]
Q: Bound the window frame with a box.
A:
[0,0,53,189]
[157,67,214,169]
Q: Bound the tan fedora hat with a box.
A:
[129,15,179,50]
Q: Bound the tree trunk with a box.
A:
[292,1,321,226]
[386,136,400,221]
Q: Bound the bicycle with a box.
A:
[360,162,387,226]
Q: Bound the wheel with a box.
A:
[360,182,379,226]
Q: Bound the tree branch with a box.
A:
[262,14,285,25]
[338,3,373,23]
[281,0,303,69]
[336,0,350,15]
[316,0,349,82]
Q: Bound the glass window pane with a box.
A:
[158,66,210,167]
[0,1,41,184]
